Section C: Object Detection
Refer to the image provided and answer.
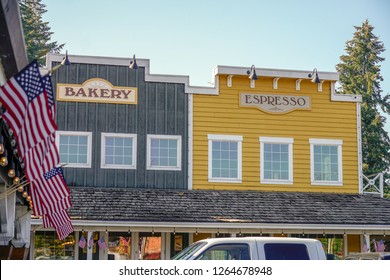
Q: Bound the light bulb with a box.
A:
[8,168,15,178]
[13,176,20,184]
[0,156,8,166]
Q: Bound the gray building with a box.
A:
[49,54,189,190]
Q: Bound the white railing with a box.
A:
[362,173,384,198]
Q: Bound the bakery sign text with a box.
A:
[57,78,137,104]
[240,93,310,114]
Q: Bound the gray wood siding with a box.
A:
[51,62,188,189]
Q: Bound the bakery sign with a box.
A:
[57,78,137,104]
[240,93,310,114]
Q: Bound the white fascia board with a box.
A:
[331,93,362,102]
[215,65,340,81]
[30,219,390,232]
[45,53,219,95]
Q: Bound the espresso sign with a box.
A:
[57,78,137,104]
[240,93,310,114]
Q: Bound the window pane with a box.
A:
[313,144,339,182]
[169,158,177,167]
[106,147,114,156]
[106,137,114,146]
[123,156,132,165]
[106,155,114,164]
[263,143,290,181]
[69,154,78,163]
[69,136,78,145]
[115,137,124,146]
[149,137,179,168]
[59,145,68,154]
[103,136,135,167]
[160,139,168,148]
[211,140,239,179]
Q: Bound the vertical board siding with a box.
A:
[52,62,188,189]
[192,75,359,193]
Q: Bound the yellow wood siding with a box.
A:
[192,75,359,193]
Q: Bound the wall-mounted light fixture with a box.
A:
[129,54,138,69]
[308,68,321,84]
[50,51,71,74]
[247,65,258,80]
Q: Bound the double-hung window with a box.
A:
[310,139,343,186]
[147,135,182,170]
[259,137,293,184]
[208,134,242,183]
[101,133,137,169]
[56,131,92,168]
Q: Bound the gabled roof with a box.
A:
[67,188,390,227]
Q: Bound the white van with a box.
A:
[172,237,326,260]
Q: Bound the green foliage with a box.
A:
[336,20,390,191]
[19,0,64,65]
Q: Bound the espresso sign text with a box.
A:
[240,93,310,114]
[57,78,137,104]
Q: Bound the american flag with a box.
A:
[98,237,107,250]
[0,61,40,136]
[78,235,86,249]
[0,60,73,240]
[0,60,57,159]
[43,210,73,240]
[377,240,386,252]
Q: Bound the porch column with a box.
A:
[87,231,93,260]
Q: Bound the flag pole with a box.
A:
[49,51,70,75]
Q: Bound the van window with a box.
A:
[196,244,250,260]
[172,242,207,260]
[264,243,309,260]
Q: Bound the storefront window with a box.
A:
[170,233,189,257]
[33,231,75,260]
[108,232,132,260]
[139,232,161,260]
[370,235,389,252]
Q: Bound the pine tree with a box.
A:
[19,0,64,65]
[336,19,390,193]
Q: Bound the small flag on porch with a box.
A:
[78,236,86,249]
[98,237,107,250]
[377,240,386,252]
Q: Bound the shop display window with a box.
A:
[33,231,75,260]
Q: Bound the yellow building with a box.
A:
[192,66,362,194]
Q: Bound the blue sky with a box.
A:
[42,0,390,132]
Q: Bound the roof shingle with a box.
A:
[68,188,390,225]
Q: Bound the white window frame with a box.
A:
[208,134,243,183]
[100,133,137,170]
[259,137,294,185]
[146,134,182,171]
[56,131,92,168]
[310,138,343,186]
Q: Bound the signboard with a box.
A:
[57,78,137,104]
[240,93,310,114]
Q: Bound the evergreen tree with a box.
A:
[19,0,64,65]
[336,19,390,193]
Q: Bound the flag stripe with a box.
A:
[0,81,28,134]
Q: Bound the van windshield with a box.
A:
[172,242,207,260]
